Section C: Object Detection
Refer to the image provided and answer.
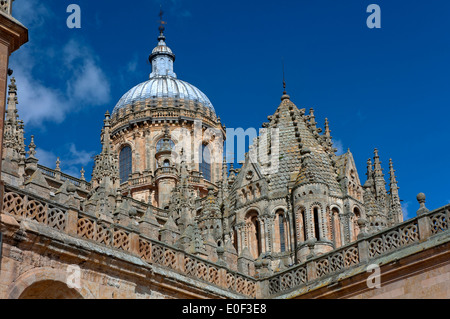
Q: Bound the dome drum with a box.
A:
[109,100,222,137]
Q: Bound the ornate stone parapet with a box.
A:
[1,184,257,298]
[261,200,450,298]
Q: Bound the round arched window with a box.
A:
[119,146,132,184]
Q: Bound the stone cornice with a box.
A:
[0,11,28,53]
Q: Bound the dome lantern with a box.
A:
[149,24,177,78]
[112,22,216,115]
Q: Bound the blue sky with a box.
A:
[8,0,450,219]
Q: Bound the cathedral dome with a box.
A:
[112,26,215,115]
[112,76,215,114]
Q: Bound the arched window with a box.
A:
[233,228,238,252]
[156,138,175,152]
[354,207,361,218]
[332,207,342,248]
[119,146,132,184]
[278,212,286,252]
[199,144,211,181]
[163,159,170,167]
[352,207,362,241]
[301,209,307,241]
[245,210,262,259]
[296,208,307,242]
[313,207,321,240]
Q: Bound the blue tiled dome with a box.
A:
[113,76,214,114]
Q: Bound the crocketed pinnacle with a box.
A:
[388,158,399,193]
[373,148,387,197]
[4,77,26,163]
[91,111,119,187]
[363,158,374,188]
[388,158,403,224]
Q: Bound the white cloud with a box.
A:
[70,59,111,105]
[9,37,111,128]
[66,143,95,167]
[333,139,345,156]
[8,0,112,128]
[401,202,411,220]
[13,67,68,127]
[62,39,111,105]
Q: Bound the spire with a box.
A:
[373,148,387,197]
[80,166,85,181]
[308,108,317,130]
[363,158,374,188]
[6,77,18,121]
[91,111,120,188]
[388,158,403,224]
[149,9,176,78]
[4,77,26,163]
[324,118,331,137]
[323,118,333,149]
[388,159,399,192]
[27,135,37,159]
[222,156,228,185]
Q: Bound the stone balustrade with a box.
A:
[128,173,152,187]
[110,103,222,137]
[262,202,449,297]
[1,185,256,298]
[2,184,448,299]
[154,166,178,178]
[38,164,91,190]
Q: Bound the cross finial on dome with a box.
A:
[281,58,290,101]
[158,6,167,39]
[149,6,176,78]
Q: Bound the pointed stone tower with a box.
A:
[388,158,403,225]
[91,111,120,190]
[2,77,27,184]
